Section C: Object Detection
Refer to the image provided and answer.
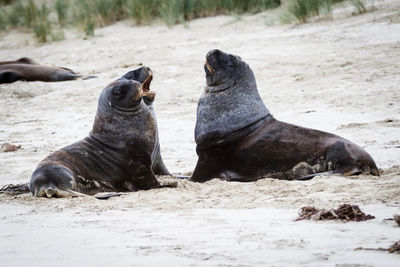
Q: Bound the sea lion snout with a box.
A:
[205,49,234,68]
[204,49,240,88]
[205,49,221,72]
[121,66,155,105]
[206,49,221,59]
[122,66,152,84]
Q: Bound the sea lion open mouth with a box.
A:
[141,69,156,99]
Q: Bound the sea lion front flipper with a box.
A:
[33,185,87,198]
[48,187,88,198]
[190,152,222,183]
[152,153,171,175]
[17,57,38,65]
[159,178,178,188]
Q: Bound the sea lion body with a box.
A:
[30,67,169,197]
[0,57,80,83]
[190,50,379,182]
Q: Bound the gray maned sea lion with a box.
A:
[0,57,82,83]
[30,66,170,197]
[190,49,379,182]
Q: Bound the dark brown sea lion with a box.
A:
[0,57,83,83]
[190,49,379,182]
[29,66,170,197]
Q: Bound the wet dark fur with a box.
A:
[30,67,170,197]
[190,50,379,182]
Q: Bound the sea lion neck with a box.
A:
[195,65,270,146]
[91,98,156,150]
[204,79,235,93]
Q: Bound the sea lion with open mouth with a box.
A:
[29,66,170,197]
[190,49,379,182]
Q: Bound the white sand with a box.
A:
[1,0,400,266]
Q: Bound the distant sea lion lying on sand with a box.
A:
[190,49,379,182]
[30,66,170,197]
[0,57,90,83]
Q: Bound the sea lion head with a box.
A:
[103,78,144,112]
[204,49,246,93]
[195,49,270,146]
[101,66,155,112]
[92,67,158,148]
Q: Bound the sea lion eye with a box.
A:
[112,88,123,99]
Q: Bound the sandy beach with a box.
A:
[1,0,400,266]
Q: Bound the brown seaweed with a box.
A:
[296,204,375,221]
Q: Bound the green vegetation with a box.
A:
[126,0,158,25]
[0,0,54,42]
[55,0,69,26]
[0,0,16,5]
[0,0,369,42]
[352,0,366,14]
[32,3,52,43]
[287,0,347,23]
[0,0,281,35]
[285,0,368,23]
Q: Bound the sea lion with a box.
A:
[190,49,379,182]
[0,57,82,83]
[30,66,170,197]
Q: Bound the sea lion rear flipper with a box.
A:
[175,176,189,179]
[56,67,97,81]
[152,154,171,175]
[58,67,76,74]
[82,75,97,80]
[94,192,124,199]
[296,171,339,181]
